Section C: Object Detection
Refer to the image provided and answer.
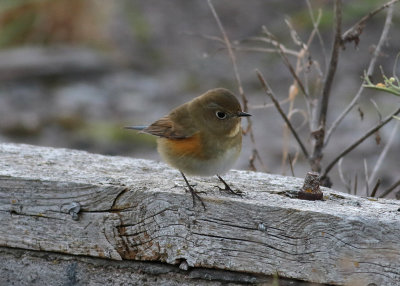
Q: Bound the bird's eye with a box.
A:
[216,111,227,119]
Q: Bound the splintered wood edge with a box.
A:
[1,143,400,285]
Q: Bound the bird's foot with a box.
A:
[180,172,206,210]
[185,184,206,210]
[216,175,243,197]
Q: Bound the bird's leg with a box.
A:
[216,175,243,196]
[180,171,206,210]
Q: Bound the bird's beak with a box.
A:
[237,111,252,117]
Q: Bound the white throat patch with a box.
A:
[228,123,241,137]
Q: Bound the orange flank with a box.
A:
[164,132,205,159]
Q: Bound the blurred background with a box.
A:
[0,0,399,197]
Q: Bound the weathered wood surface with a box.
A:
[1,143,400,285]
[3,247,300,286]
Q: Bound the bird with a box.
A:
[125,88,251,209]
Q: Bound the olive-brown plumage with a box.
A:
[125,88,250,208]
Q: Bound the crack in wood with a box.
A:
[111,187,130,211]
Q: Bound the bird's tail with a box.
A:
[124,126,148,131]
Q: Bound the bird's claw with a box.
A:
[215,185,244,197]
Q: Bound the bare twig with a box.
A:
[288,154,295,177]
[322,107,400,179]
[310,0,342,173]
[364,159,369,196]
[302,5,324,101]
[353,173,358,195]
[182,31,224,44]
[288,109,309,130]
[306,0,328,70]
[337,158,351,193]
[318,0,342,127]
[325,3,394,145]
[231,47,299,57]
[370,179,381,198]
[261,26,310,100]
[367,121,399,192]
[208,0,247,111]
[238,37,300,57]
[342,0,400,46]
[281,84,299,174]
[279,17,315,173]
[249,149,266,172]
[370,99,383,121]
[184,33,300,57]
[379,179,400,198]
[285,17,303,47]
[256,70,309,159]
[249,97,290,110]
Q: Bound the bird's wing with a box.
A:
[141,115,194,139]
[125,101,198,139]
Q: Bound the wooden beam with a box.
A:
[1,143,399,285]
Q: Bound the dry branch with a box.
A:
[256,70,309,159]
[310,0,342,174]
[341,0,400,46]
[379,179,400,198]
[325,2,395,145]
[322,107,400,179]
[207,0,246,111]
[261,26,310,100]
[366,121,399,194]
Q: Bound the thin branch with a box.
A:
[249,149,267,172]
[256,70,309,159]
[367,121,399,191]
[379,179,400,198]
[342,0,400,46]
[288,154,295,177]
[261,26,310,100]
[182,31,224,44]
[306,0,328,70]
[208,0,246,111]
[318,0,342,128]
[183,32,301,57]
[337,158,351,193]
[249,97,290,110]
[322,107,400,178]
[364,159,369,196]
[370,99,383,122]
[284,17,303,47]
[325,3,394,145]
[353,173,358,195]
[231,47,300,57]
[302,4,324,103]
[310,0,342,172]
[288,108,309,131]
[370,179,381,198]
[238,37,300,57]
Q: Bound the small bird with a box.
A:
[125,88,251,208]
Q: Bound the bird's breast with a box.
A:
[157,131,241,176]
[161,132,205,158]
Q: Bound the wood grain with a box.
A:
[1,143,399,285]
